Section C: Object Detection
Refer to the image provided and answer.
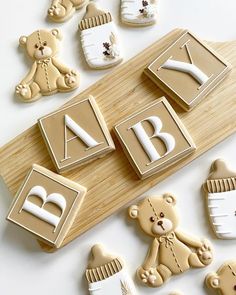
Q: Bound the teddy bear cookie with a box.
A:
[79,3,123,69]
[15,29,79,103]
[121,0,158,26]
[203,159,236,239]
[85,244,137,295]
[128,194,213,288]
[48,0,89,22]
[205,260,236,295]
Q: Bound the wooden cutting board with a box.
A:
[1,29,236,252]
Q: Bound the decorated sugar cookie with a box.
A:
[48,0,89,22]
[203,159,236,239]
[205,260,236,295]
[79,3,123,69]
[128,194,213,288]
[85,244,137,295]
[121,0,158,26]
[15,29,79,103]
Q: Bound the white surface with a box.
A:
[0,0,236,294]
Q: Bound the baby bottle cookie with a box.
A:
[203,159,236,239]
[121,0,158,26]
[15,29,79,103]
[205,260,236,295]
[85,244,137,295]
[128,194,213,288]
[79,3,123,69]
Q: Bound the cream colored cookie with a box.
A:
[129,194,213,288]
[48,0,89,22]
[203,159,236,239]
[15,29,79,103]
[205,260,236,295]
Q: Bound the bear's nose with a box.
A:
[39,46,44,51]
[157,220,163,226]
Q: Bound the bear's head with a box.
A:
[19,29,62,60]
[205,261,236,294]
[129,194,179,238]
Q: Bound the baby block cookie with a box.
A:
[203,159,236,239]
[145,30,231,111]
[129,194,213,288]
[16,29,79,103]
[6,164,86,248]
[38,96,115,173]
[79,3,123,69]
[205,260,236,295]
[85,244,137,295]
[114,97,195,179]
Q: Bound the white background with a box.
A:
[0,0,235,294]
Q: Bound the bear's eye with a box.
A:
[43,41,47,46]
[150,217,155,222]
[160,212,165,218]
[35,44,39,49]
[234,285,236,290]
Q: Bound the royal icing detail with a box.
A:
[38,96,115,173]
[114,97,195,179]
[15,29,79,103]
[121,0,158,26]
[7,164,87,248]
[129,194,213,288]
[145,30,232,111]
[203,159,236,239]
[79,3,123,69]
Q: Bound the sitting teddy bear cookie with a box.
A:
[79,3,123,69]
[121,0,158,26]
[16,29,79,103]
[128,194,213,288]
[48,0,89,22]
[203,159,236,239]
[205,260,236,295]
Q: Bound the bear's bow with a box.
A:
[158,232,175,248]
[37,58,51,68]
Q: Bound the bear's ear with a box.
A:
[128,205,139,219]
[51,29,62,40]
[163,193,176,205]
[19,36,27,46]
[205,273,220,289]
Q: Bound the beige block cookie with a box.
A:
[6,164,86,248]
[203,159,236,239]
[38,96,115,173]
[15,29,79,103]
[114,97,195,179]
[85,244,137,295]
[48,0,89,22]
[144,30,232,111]
[129,194,213,288]
[205,260,236,295]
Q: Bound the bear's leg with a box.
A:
[56,72,79,92]
[189,253,204,268]
[48,0,74,22]
[16,82,41,102]
[71,0,88,9]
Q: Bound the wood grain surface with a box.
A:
[0,29,235,251]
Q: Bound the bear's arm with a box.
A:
[143,238,160,269]
[51,58,72,74]
[20,62,37,84]
[175,230,202,248]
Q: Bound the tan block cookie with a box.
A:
[6,164,86,248]
[144,30,232,111]
[79,3,123,69]
[48,0,89,22]
[203,159,236,239]
[114,97,195,179]
[205,260,236,295]
[128,194,213,288]
[15,29,80,103]
[38,96,115,173]
[85,244,137,295]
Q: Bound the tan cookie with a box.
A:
[203,159,236,239]
[205,260,236,295]
[129,194,213,288]
[16,29,79,103]
[48,0,89,22]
